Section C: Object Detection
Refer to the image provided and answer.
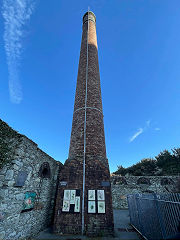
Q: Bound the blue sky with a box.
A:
[0,0,180,172]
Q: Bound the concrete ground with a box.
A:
[113,209,141,240]
[33,209,141,240]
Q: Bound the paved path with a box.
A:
[33,209,141,240]
[113,209,140,240]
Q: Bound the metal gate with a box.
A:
[127,193,180,240]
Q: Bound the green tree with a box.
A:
[155,150,172,167]
[114,165,126,175]
[113,149,180,176]
[155,150,178,175]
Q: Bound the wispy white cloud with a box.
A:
[129,119,152,143]
[129,128,144,142]
[129,120,161,142]
[2,0,35,103]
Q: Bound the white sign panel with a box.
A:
[98,201,105,213]
[97,190,105,201]
[70,190,76,204]
[88,190,95,200]
[64,190,70,200]
[62,200,70,212]
[74,196,80,212]
[88,201,96,213]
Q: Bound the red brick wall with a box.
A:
[68,12,106,159]
[53,158,114,236]
[53,11,114,236]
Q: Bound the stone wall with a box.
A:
[111,175,180,209]
[0,121,62,240]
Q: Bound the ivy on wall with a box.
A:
[0,120,21,169]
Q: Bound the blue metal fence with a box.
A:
[127,193,180,240]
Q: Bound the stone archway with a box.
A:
[39,162,51,179]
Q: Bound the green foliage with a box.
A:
[155,149,180,175]
[0,119,21,169]
[116,158,157,176]
[114,149,180,176]
[115,165,126,176]
[155,150,172,167]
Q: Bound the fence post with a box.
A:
[154,194,166,240]
[127,195,132,224]
[135,194,144,235]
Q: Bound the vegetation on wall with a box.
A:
[0,119,21,169]
[114,148,180,176]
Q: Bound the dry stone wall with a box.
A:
[111,175,180,209]
[0,121,62,240]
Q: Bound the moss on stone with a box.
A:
[0,119,21,169]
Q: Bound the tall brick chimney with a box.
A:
[54,11,114,236]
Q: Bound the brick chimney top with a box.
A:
[83,11,96,24]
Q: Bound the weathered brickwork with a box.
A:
[0,120,62,240]
[54,11,114,236]
[69,11,106,159]
[54,158,113,236]
[111,175,180,209]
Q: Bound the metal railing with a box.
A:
[127,193,180,240]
